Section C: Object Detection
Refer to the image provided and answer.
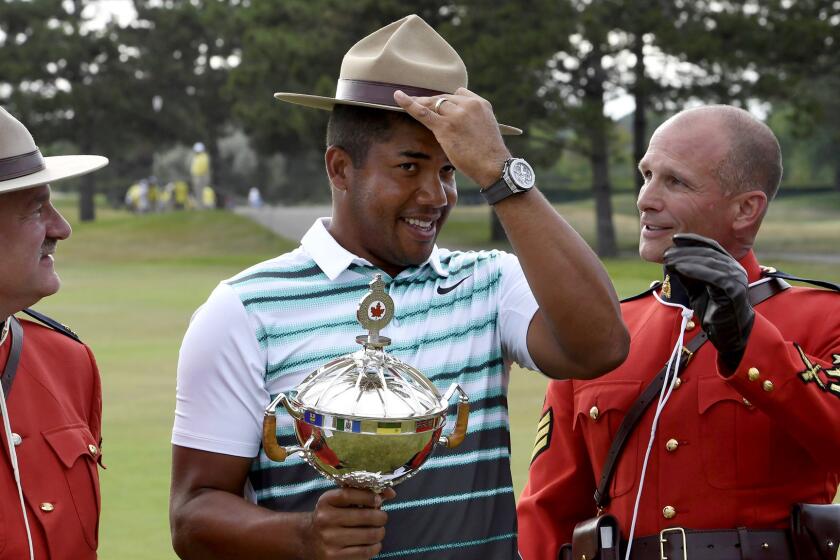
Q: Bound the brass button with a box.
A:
[589,406,600,421]
[40,502,55,512]
[88,444,98,456]
[662,505,677,519]
[685,320,696,331]
[743,398,752,407]
[763,380,774,392]
[674,378,683,389]
[748,367,760,381]
[665,438,679,452]
[11,433,21,446]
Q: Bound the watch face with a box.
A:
[509,159,536,190]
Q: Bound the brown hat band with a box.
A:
[335,79,446,108]
[0,149,45,182]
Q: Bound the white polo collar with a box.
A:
[300,218,449,281]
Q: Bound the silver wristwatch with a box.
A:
[479,158,536,205]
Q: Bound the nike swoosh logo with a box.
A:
[436,275,472,295]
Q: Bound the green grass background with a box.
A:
[34,193,840,559]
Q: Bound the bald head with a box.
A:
[665,105,783,200]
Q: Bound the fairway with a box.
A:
[35,194,840,559]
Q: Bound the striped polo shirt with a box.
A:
[173,218,540,559]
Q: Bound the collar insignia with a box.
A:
[661,274,672,300]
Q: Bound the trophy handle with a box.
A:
[438,384,470,449]
[262,394,305,462]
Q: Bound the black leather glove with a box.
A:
[663,233,755,374]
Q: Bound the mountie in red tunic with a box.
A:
[0,316,103,560]
[517,251,840,560]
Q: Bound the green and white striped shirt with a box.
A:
[174,218,540,558]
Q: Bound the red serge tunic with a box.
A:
[0,317,102,559]
[517,251,840,560]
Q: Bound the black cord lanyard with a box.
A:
[1,318,24,399]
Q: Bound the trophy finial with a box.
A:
[356,274,394,348]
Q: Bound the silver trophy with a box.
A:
[262,274,470,492]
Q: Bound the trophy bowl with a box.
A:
[262,275,469,492]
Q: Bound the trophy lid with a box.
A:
[292,275,445,420]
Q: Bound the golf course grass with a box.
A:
[33,193,839,559]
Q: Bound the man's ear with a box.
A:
[732,190,768,232]
[325,145,353,192]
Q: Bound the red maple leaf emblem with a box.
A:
[370,302,385,318]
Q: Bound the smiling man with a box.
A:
[169,14,628,560]
[0,106,107,560]
[518,105,840,560]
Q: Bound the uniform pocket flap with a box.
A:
[698,377,742,415]
[43,424,96,469]
[573,380,642,430]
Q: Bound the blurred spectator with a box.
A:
[124,181,138,210]
[201,185,216,209]
[160,182,174,211]
[147,177,161,212]
[247,186,263,208]
[124,179,149,214]
[173,180,190,210]
[190,142,210,208]
[137,179,149,213]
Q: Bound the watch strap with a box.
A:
[480,177,515,205]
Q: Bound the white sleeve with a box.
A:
[172,282,268,457]
[497,252,540,372]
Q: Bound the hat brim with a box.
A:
[0,155,108,195]
[275,92,523,136]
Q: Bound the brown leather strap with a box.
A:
[572,514,622,560]
[762,268,840,293]
[630,528,793,560]
[0,149,44,181]
[748,277,791,306]
[1,318,23,399]
[335,78,445,107]
[593,277,789,509]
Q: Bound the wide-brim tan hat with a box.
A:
[0,106,108,195]
[275,14,522,136]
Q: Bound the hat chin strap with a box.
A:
[0,149,45,182]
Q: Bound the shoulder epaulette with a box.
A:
[621,282,660,303]
[20,308,81,342]
[760,266,840,293]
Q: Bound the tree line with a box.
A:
[1,0,837,255]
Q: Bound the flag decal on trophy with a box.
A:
[415,418,435,432]
[335,418,362,433]
[376,422,402,434]
[304,411,324,426]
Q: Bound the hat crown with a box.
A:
[0,107,38,160]
[339,14,467,93]
[0,107,108,195]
